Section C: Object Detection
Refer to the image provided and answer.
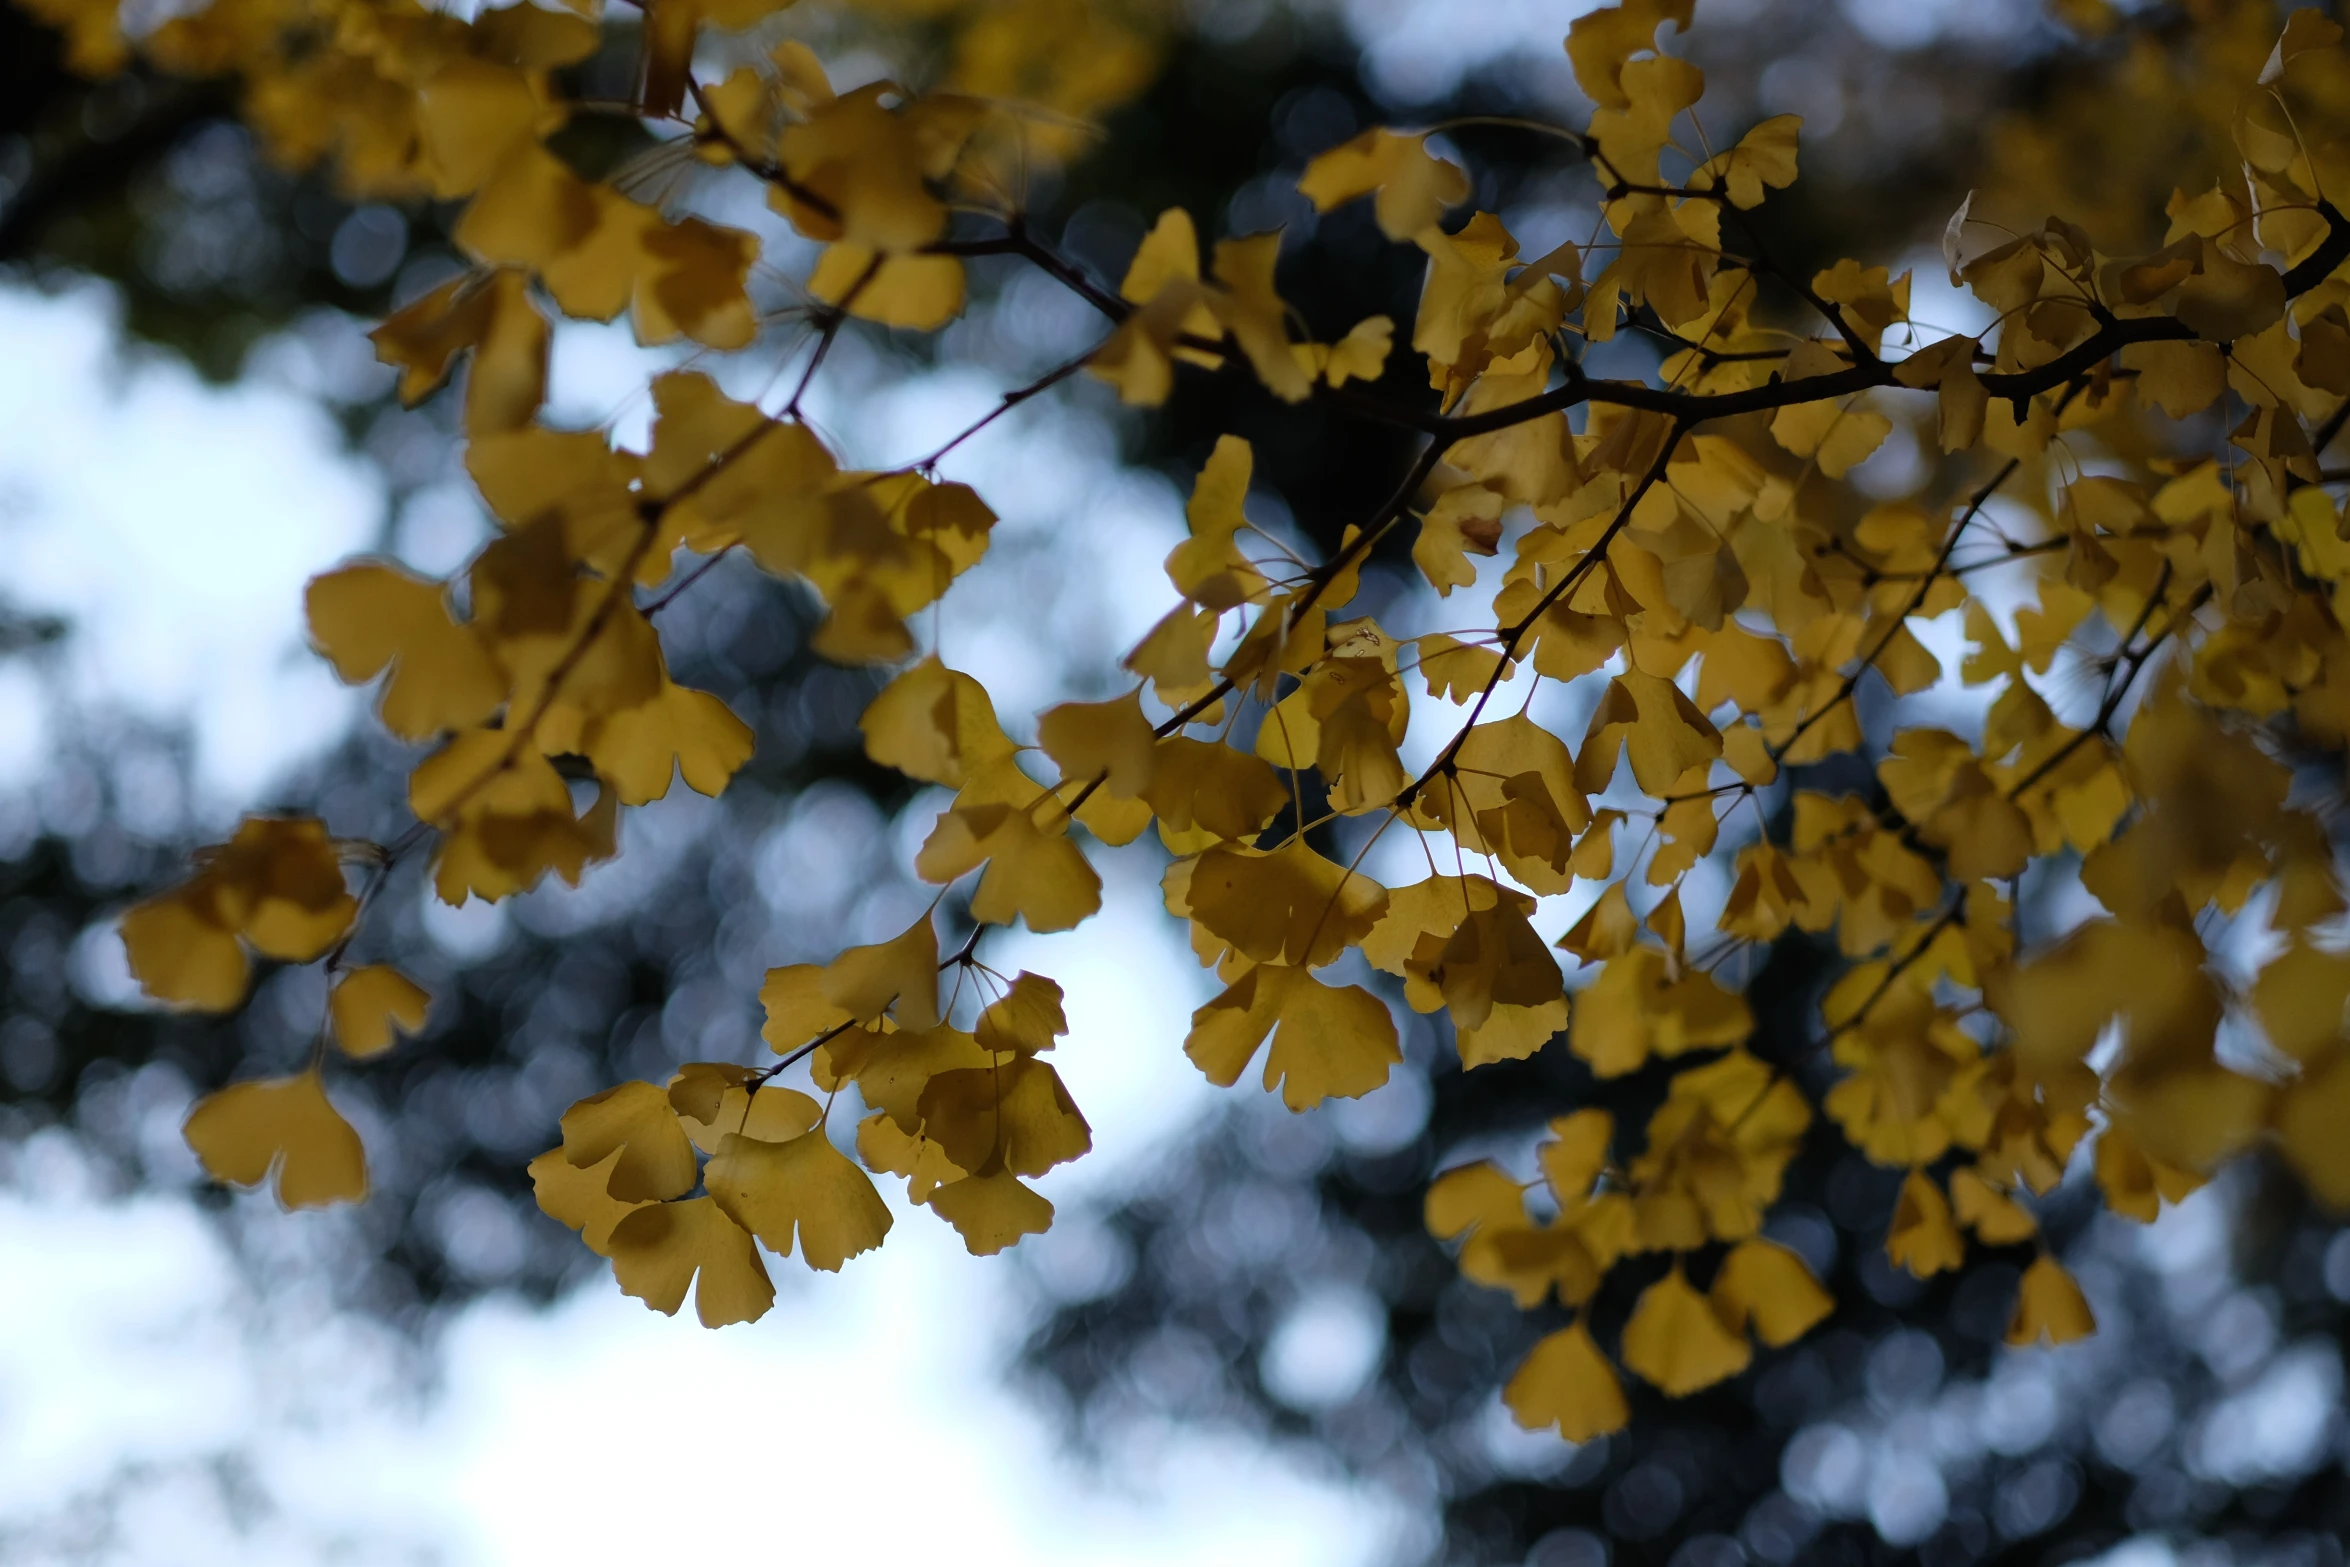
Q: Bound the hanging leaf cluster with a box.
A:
[38,0,2350,1440]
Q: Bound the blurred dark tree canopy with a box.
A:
[4,4,2350,1567]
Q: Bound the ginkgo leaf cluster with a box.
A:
[50,0,2350,1453]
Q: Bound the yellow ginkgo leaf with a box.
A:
[1414,212,1519,367]
[530,1146,649,1255]
[606,1197,775,1327]
[1890,335,1989,451]
[121,817,360,1012]
[760,963,854,1052]
[1574,671,1723,796]
[2092,1121,2204,1223]
[1166,435,1268,610]
[119,893,247,1012]
[1121,205,1203,303]
[770,85,955,251]
[1039,689,1158,798]
[818,914,940,1030]
[307,561,507,742]
[632,214,759,349]
[1413,483,1504,597]
[1769,397,1891,480]
[1142,738,1288,847]
[857,1113,966,1203]
[2251,938,2350,1062]
[368,266,548,434]
[705,1127,894,1272]
[1558,881,1640,963]
[1362,874,1561,1066]
[1433,716,1591,895]
[1457,996,1570,1070]
[1090,283,1215,406]
[328,965,430,1060]
[1125,604,1219,705]
[183,1069,368,1209]
[1710,1238,1833,1347]
[861,655,1016,788]
[2125,339,2226,419]
[915,801,1103,933]
[1296,128,1470,240]
[916,1056,1093,1178]
[2006,1254,2096,1347]
[1416,633,1507,703]
[1950,1167,2038,1243]
[1504,1321,1630,1441]
[1185,840,1387,970]
[1313,315,1394,387]
[2262,6,2343,83]
[808,241,965,330]
[668,1066,821,1153]
[2276,1052,2350,1205]
[211,816,361,962]
[1086,774,1166,845]
[1426,1160,1531,1241]
[1569,947,1754,1077]
[1698,113,1800,208]
[927,1166,1055,1255]
[1091,201,1220,393]
[821,1023,991,1127]
[1210,233,1314,403]
[1540,1111,1615,1206]
[582,678,754,806]
[1619,1266,1753,1396]
[1362,873,1520,981]
[557,1081,700,1203]
[1886,1168,1965,1277]
[1184,964,1401,1111]
[975,972,1069,1056]
[1427,899,1563,1033]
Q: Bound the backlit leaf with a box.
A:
[184,1070,367,1209]
[328,965,430,1060]
[1504,1322,1629,1441]
[558,1081,699,1203]
[606,1197,775,1327]
[2006,1254,2096,1347]
[706,1127,894,1272]
[1710,1238,1833,1346]
[1619,1267,1752,1396]
[1185,964,1401,1111]
[1296,128,1469,239]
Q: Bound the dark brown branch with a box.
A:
[914,343,1096,471]
[932,221,1127,322]
[2283,201,2350,293]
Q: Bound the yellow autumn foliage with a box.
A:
[46,0,2350,1443]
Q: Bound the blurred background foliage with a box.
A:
[5,2,2350,1566]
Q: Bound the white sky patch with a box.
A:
[0,660,49,792]
[0,284,378,806]
[1316,0,2041,110]
[1321,0,1598,106]
[0,1138,1398,1567]
[435,1233,1397,1567]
